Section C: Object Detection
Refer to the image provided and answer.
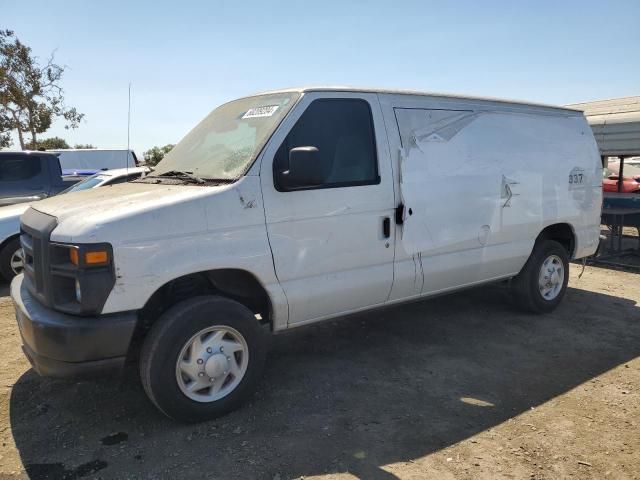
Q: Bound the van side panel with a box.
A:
[566,116,603,259]
[379,93,601,302]
[82,177,289,328]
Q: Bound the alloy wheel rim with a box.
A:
[175,325,249,403]
[538,254,564,301]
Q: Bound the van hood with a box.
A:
[32,182,219,219]
[30,182,236,244]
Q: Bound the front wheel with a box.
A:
[511,239,569,313]
[139,296,267,422]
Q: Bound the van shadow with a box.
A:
[0,281,8,298]
[9,283,640,480]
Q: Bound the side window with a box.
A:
[0,156,42,182]
[274,99,379,190]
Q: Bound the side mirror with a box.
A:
[284,146,324,186]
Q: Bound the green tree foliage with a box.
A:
[0,30,84,149]
[26,136,69,150]
[144,144,175,166]
[73,143,96,149]
[0,114,10,148]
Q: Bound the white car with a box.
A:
[0,167,149,280]
[10,87,601,422]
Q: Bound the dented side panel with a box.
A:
[379,93,602,301]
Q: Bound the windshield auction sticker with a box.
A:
[242,105,280,119]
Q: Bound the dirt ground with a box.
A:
[0,265,638,480]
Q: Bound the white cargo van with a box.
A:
[11,87,602,422]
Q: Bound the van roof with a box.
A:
[254,86,580,115]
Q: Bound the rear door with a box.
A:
[0,154,47,206]
[389,107,504,297]
[260,92,396,326]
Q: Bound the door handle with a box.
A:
[382,217,391,238]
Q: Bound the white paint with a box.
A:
[23,87,602,332]
[380,93,601,301]
[0,203,30,246]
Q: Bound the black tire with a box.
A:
[511,239,569,314]
[139,295,268,422]
[0,237,22,282]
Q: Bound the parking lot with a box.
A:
[0,265,638,480]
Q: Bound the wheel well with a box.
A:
[128,269,272,361]
[537,223,575,257]
[0,234,19,253]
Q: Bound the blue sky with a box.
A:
[4,0,640,154]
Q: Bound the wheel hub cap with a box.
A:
[204,353,229,379]
[175,325,249,403]
[10,248,24,275]
[538,254,564,300]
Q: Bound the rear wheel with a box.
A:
[0,238,23,282]
[139,295,267,422]
[511,239,569,313]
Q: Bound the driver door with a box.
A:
[260,92,396,326]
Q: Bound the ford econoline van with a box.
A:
[11,87,602,422]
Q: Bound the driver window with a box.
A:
[274,99,379,191]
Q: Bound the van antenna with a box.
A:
[126,82,131,180]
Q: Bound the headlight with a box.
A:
[49,242,115,315]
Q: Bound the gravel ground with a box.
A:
[0,265,638,480]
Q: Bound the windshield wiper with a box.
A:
[198,178,236,184]
[148,170,206,184]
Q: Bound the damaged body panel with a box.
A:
[379,92,602,301]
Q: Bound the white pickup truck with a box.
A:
[11,87,602,422]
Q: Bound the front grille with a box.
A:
[20,208,58,307]
[20,231,40,292]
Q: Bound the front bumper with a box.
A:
[11,274,138,377]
